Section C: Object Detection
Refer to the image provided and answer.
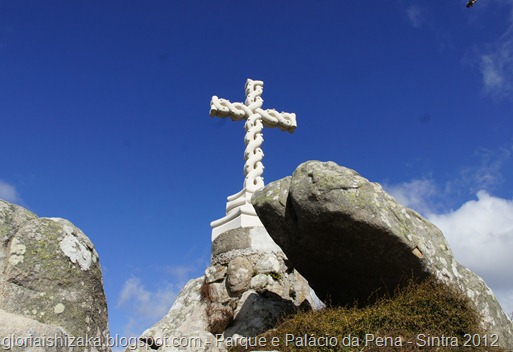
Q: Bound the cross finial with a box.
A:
[209,79,297,240]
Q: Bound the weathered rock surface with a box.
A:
[0,199,110,352]
[0,200,38,283]
[140,278,209,338]
[133,226,322,351]
[210,245,316,339]
[226,256,253,296]
[0,308,71,352]
[130,277,224,351]
[252,160,513,349]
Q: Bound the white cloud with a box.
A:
[428,191,513,287]
[0,180,21,204]
[165,265,195,282]
[427,191,513,316]
[386,177,513,317]
[117,276,179,337]
[384,179,439,214]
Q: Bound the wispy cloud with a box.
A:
[114,262,203,340]
[385,142,513,210]
[406,5,425,28]
[455,144,513,193]
[479,25,513,99]
[472,0,513,99]
[459,0,513,99]
[399,3,454,53]
[117,276,179,338]
[385,179,439,215]
[165,265,195,282]
[0,179,22,204]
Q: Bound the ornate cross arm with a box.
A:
[210,97,251,121]
[210,98,296,132]
[256,108,296,132]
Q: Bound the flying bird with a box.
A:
[466,0,477,7]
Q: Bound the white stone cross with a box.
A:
[209,79,297,240]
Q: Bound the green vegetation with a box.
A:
[229,279,506,351]
[269,272,282,281]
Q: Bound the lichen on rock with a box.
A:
[252,160,513,349]
[0,199,111,352]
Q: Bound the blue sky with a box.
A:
[1,0,513,347]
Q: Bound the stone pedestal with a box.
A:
[210,190,263,241]
[133,224,323,351]
[211,226,281,258]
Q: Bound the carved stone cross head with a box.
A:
[209,79,297,240]
[210,79,297,193]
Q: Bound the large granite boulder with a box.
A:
[0,200,110,352]
[252,160,513,349]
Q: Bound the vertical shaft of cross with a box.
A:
[209,79,297,240]
[245,81,267,192]
[242,98,265,192]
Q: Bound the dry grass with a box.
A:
[201,279,234,334]
[228,279,506,351]
[200,280,212,303]
[208,303,234,334]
